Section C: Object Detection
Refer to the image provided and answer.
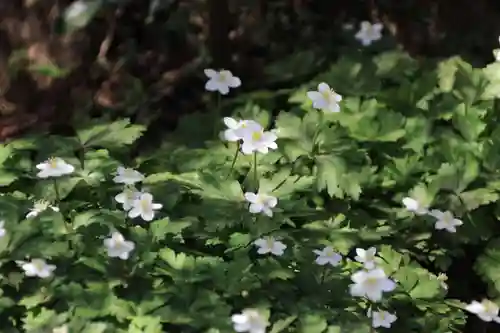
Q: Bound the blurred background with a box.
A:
[1,0,500,142]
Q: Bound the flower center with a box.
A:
[252,131,263,141]
[218,71,229,83]
[365,277,378,287]
[265,237,274,248]
[140,198,150,211]
[321,90,332,102]
[483,301,496,313]
[48,158,58,169]
[32,259,44,271]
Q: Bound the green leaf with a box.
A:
[475,238,500,293]
[270,315,297,333]
[149,218,192,242]
[457,188,499,211]
[298,314,328,333]
[158,248,187,270]
[77,119,145,149]
[315,156,345,198]
[437,57,461,92]
[0,170,17,186]
[451,104,486,141]
[0,145,12,165]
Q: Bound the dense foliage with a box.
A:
[2,45,500,332]
[3,1,500,332]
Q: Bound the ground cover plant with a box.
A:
[4,5,500,333]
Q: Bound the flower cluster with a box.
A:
[350,247,398,328]
[402,197,463,233]
[16,162,163,278]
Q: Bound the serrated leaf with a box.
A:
[475,238,500,293]
[77,119,145,149]
[315,156,345,198]
[149,218,191,241]
[457,188,499,211]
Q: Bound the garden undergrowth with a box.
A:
[3,20,500,333]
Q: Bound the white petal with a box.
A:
[218,84,230,95]
[223,117,239,129]
[142,210,155,221]
[307,90,320,100]
[205,79,219,92]
[244,192,258,203]
[204,68,216,78]
[128,207,141,218]
[317,82,330,93]
[249,203,264,214]
[228,76,241,88]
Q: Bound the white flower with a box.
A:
[437,273,449,290]
[222,117,263,142]
[36,157,74,178]
[204,69,241,95]
[254,236,287,256]
[115,187,141,211]
[307,82,342,113]
[368,310,397,328]
[429,209,463,233]
[244,192,278,217]
[104,231,135,260]
[231,308,268,333]
[241,129,278,155]
[354,247,377,270]
[313,246,342,266]
[128,192,162,221]
[17,258,56,278]
[355,21,383,46]
[113,166,144,185]
[65,1,88,20]
[349,268,396,302]
[26,200,59,219]
[494,49,500,62]
[402,197,428,215]
[0,220,5,238]
[465,299,500,323]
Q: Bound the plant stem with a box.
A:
[226,142,240,179]
[213,93,222,138]
[253,152,258,191]
[311,111,325,154]
[53,178,61,203]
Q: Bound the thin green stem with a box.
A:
[319,266,327,284]
[53,178,61,203]
[253,152,258,191]
[226,142,240,179]
[311,111,325,154]
[213,93,222,138]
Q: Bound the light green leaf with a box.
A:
[77,119,145,149]
[298,314,327,333]
[270,315,297,333]
[475,238,500,293]
[315,156,345,198]
[149,218,192,242]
